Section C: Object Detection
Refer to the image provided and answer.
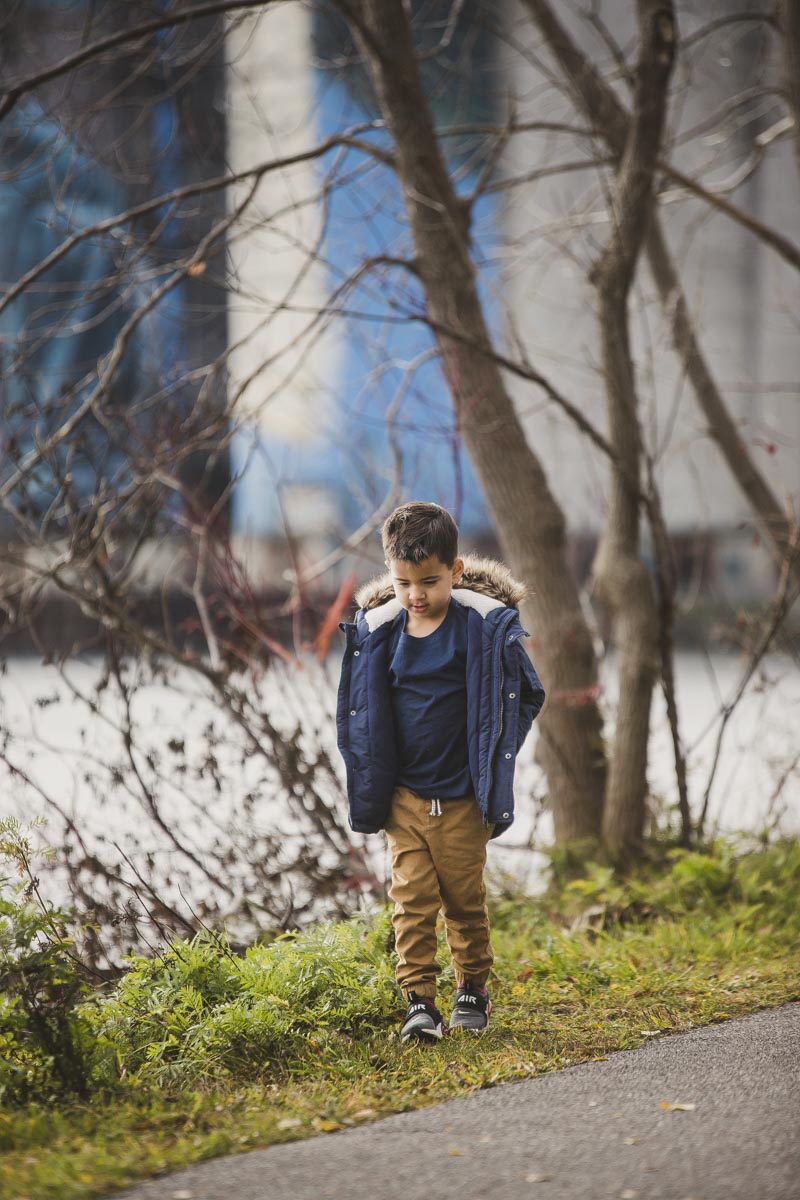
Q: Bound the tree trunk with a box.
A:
[781,0,800,182]
[591,2,675,858]
[339,0,606,845]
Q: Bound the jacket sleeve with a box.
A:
[337,612,395,835]
[513,639,546,753]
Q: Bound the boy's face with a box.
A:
[386,554,464,622]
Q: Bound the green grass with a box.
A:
[2,838,799,1200]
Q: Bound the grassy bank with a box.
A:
[2,839,799,1200]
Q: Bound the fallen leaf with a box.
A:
[620,1191,639,1199]
[640,1030,660,1037]
[448,1147,464,1156]
[525,1173,553,1183]
[353,1109,375,1119]
[660,1101,696,1112]
[315,1119,342,1132]
[623,1137,641,1145]
[277,1118,302,1130]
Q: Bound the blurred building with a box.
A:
[1,1,797,616]
[499,0,800,606]
[225,0,799,606]
[225,1,502,587]
[0,0,229,538]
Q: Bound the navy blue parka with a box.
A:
[336,555,545,839]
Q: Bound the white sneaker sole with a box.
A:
[401,1023,445,1043]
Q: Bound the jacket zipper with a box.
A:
[483,660,504,817]
[483,616,517,814]
[429,798,442,817]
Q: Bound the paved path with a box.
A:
[112,1004,800,1200]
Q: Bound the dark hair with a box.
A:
[381,501,459,566]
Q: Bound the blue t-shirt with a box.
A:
[388,598,473,798]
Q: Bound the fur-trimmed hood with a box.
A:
[355,554,528,612]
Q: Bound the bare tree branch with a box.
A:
[0,0,291,121]
[522,0,800,583]
[659,137,800,273]
[0,125,392,323]
[698,520,800,836]
[682,10,779,52]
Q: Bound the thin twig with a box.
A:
[698,522,800,836]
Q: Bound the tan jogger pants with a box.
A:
[385,785,494,1001]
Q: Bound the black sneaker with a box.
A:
[400,992,446,1042]
[449,981,491,1032]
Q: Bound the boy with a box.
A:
[337,501,544,1041]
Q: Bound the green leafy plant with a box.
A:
[0,818,109,1104]
[549,835,800,929]
[92,909,399,1089]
